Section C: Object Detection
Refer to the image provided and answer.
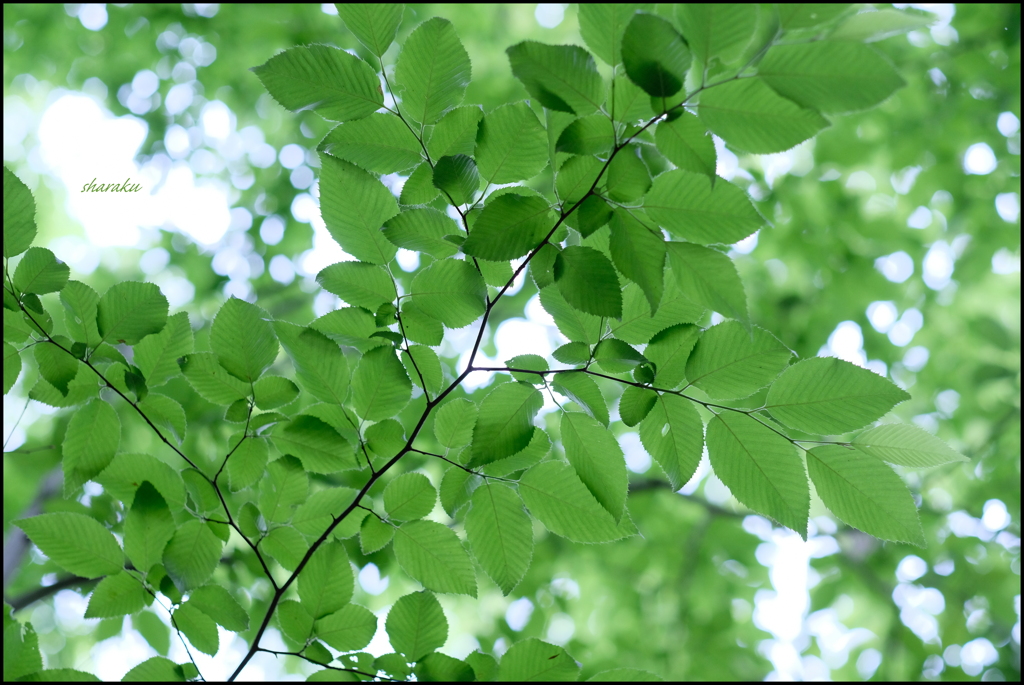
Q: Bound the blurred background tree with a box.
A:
[3,3,1018,680]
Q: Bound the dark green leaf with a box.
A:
[530,243,560,290]
[273,414,358,473]
[619,385,657,427]
[555,246,621,318]
[433,154,479,205]
[506,41,604,115]
[593,338,647,374]
[622,12,691,98]
[574,195,613,238]
[556,154,604,205]
[468,382,543,467]
[556,114,614,155]
[416,653,475,682]
[396,17,471,125]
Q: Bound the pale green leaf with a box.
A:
[275,322,350,405]
[410,258,486,328]
[403,344,443,395]
[132,611,171,655]
[253,375,299,410]
[506,41,604,115]
[667,241,748,323]
[384,472,437,521]
[3,342,20,394]
[610,277,705,345]
[135,312,193,388]
[589,667,663,681]
[778,4,852,30]
[396,17,471,125]
[852,423,969,468]
[179,352,249,405]
[84,571,146,619]
[622,12,691,97]
[62,399,120,495]
[336,3,403,56]
[15,512,123,578]
[619,385,657,427]
[593,338,647,374]
[639,394,703,489]
[262,525,309,571]
[226,437,269,491]
[173,601,218,656]
[428,105,484,159]
[188,584,249,632]
[606,145,651,202]
[506,353,548,385]
[481,423,551,477]
[4,166,36,258]
[552,341,590,365]
[686,322,792,399]
[400,162,441,205]
[273,414,357,473]
[319,155,399,265]
[312,307,377,346]
[655,112,717,182]
[163,520,222,591]
[540,286,603,344]
[316,604,378,651]
[95,453,186,512]
[466,483,533,595]
[644,323,699,389]
[578,4,644,66]
[13,247,68,295]
[96,281,168,346]
[210,297,277,383]
[59,280,101,347]
[361,515,396,554]
[561,412,628,520]
[393,520,477,596]
[383,208,461,259]
[498,638,580,682]
[277,600,315,644]
[555,246,621,318]
[464,194,552,261]
[352,345,411,420]
[258,456,310,524]
[556,154,604,205]
[34,337,78,396]
[475,102,549,184]
[434,398,477,449]
[293,487,361,536]
[469,382,543,467]
[831,8,937,43]
[645,169,763,245]
[677,4,758,66]
[122,657,186,682]
[124,482,175,574]
[299,540,353,619]
[386,591,448,661]
[321,113,423,173]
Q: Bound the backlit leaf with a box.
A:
[552,371,609,426]
[469,382,543,467]
[645,170,763,245]
[655,112,717,183]
[506,41,604,115]
[667,241,748,323]
[561,411,628,521]
[319,156,399,265]
[135,312,193,388]
[393,520,477,596]
[433,153,479,205]
[556,114,614,155]
[464,193,552,261]
[179,352,249,405]
[434,398,477,449]
[275,322,350,405]
[13,247,68,295]
[316,604,378,651]
[428,105,484,159]
[622,12,691,98]
[336,3,403,57]
[123,482,175,574]
[466,483,533,595]
[638,394,703,489]
[410,258,486,328]
[4,166,36,258]
[210,297,277,383]
[383,208,461,259]
[685,322,792,399]
[609,210,665,313]
[396,17,471,125]
[578,4,644,66]
[644,323,699,389]
[384,472,437,521]
[386,591,448,660]
[300,541,354,619]
[851,423,969,468]
[497,638,580,682]
[475,102,549,183]
[555,246,621,318]
[273,414,358,473]
[320,114,423,173]
[676,4,758,67]
[352,345,412,420]
[96,281,168,346]
[15,512,123,579]
[163,520,222,591]
[62,398,120,495]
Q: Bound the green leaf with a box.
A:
[759,41,906,114]
[321,114,423,173]
[519,461,637,543]
[612,75,657,124]
[277,600,315,644]
[667,242,748,323]
[134,312,192,388]
[96,281,168,346]
[251,44,382,122]
[123,482,175,574]
[259,456,310,524]
[469,382,543,467]
[610,278,704,345]
[530,243,560,290]
[851,424,968,468]
[361,515,395,554]
[605,145,651,202]
[275,322,350,405]
[556,154,605,205]
[188,584,249,632]
[393,520,477,596]
[619,385,657,427]
[132,611,171,655]
[645,170,762,245]
[593,338,647,374]
[434,398,477,449]
[273,414,358,473]
[13,247,68,295]
[686,322,792,399]
[95,453,186,512]
[561,412,628,521]
[639,394,703,489]
[506,41,604,115]
[483,423,551,477]
[540,286,603,344]
[706,412,809,537]
[676,5,758,67]
[778,4,851,30]
[384,472,437,521]
[609,210,665,313]
[589,667,663,681]
[552,371,608,426]
[57,281,100,348]
[578,4,644,66]
[4,166,36,258]
[122,657,186,682]
[556,115,614,155]
[403,345,443,395]
[698,78,830,154]
[428,106,484,159]
[467,652,499,682]
[336,3,403,56]
[622,12,691,98]
[83,571,146,619]
[466,483,533,595]
[552,342,590,365]
[163,520,222,591]
[386,591,448,661]
[400,301,444,345]
[416,653,475,682]
[555,246,621,318]
[807,445,924,545]
[644,324,699,389]
[262,525,310,572]
[34,337,78,396]
[210,297,277,383]
[293,487,361,536]
[573,195,613,238]
[410,258,486,328]
[316,604,378,651]
[352,345,411,420]
[401,163,441,205]
[3,342,20,394]
[4,614,42,680]
[396,17,471,125]
[253,376,299,410]
[226,437,269,491]
[498,638,580,682]
[506,354,548,385]
[172,601,218,656]
[179,352,249,405]
[433,154,479,205]
[464,194,552,261]
[766,357,911,434]
[62,398,120,495]
[319,155,399,265]
[655,112,717,182]
[474,102,549,184]
[299,540,353,619]
[15,512,123,578]
[831,8,937,43]
[383,208,461,259]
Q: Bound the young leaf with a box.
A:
[578,4,643,66]
[410,258,486,328]
[34,337,78,396]
[759,41,906,114]
[163,520,222,591]
[123,482,175,574]
[655,112,717,183]
[384,472,437,521]
[622,12,691,98]
[274,322,350,405]
[172,601,218,656]
[352,345,412,420]
[432,153,479,204]
[96,281,169,346]
[188,584,250,632]
[132,611,171,655]
[386,591,448,661]
[320,114,423,173]
[561,411,628,521]
[134,312,193,388]
[552,341,591,365]
[15,512,123,578]
[551,372,609,426]
[573,195,613,237]
[428,105,484,159]
[519,461,637,543]
[766,357,911,434]
[555,246,622,318]
[468,382,543,467]
[706,412,809,538]
[638,394,703,490]
[506,354,547,385]
[466,483,533,595]
[393,520,477,596]
[556,114,615,155]
[336,3,403,57]
[619,385,657,427]
[685,322,792,400]
[383,208,461,259]
[292,487,361,536]
[434,397,477,449]
[225,438,268,492]
[315,604,378,651]
[498,638,581,682]
[667,242,748,323]
[645,169,763,245]
[676,5,758,67]
[63,398,120,495]
[395,17,472,125]
[4,166,36,258]
[474,102,549,183]
[273,414,358,473]
[644,323,699,389]
[506,41,604,115]
[609,210,666,313]
[210,297,277,383]
[178,352,249,405]
[807,445,925,546]
[851,424,968,468]
[698,78,830,154]
[13,247,69,295]
[259,456,309,524]
[400,301,444,345]
[95,453,187,512]
[299,540,354,619]
[319,156,399,265]
[251,44,382,122]
[84,571,146,619]
[463,193,552,261]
